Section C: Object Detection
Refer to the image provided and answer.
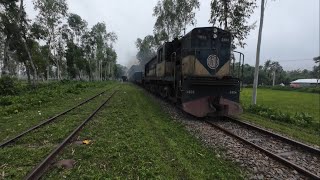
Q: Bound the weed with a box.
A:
[245,104,314,127]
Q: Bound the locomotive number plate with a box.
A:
[186,90,195,94]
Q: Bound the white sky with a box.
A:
[25,0,320,70]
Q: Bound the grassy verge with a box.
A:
[0,82,115,142]
[241,88,320,146]
[0,88,116,179]
[241,88,320,120]
[44,84,245,179]
[241,113,320,146]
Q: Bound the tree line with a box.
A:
[134,0,319,86]
[0,0,120,86]
[134,0,257,69]
[241,59,319,86]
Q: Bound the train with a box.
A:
[129,27,244,117]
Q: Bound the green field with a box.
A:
[241,88,320,120]
[1,83,245,179]
[240,88,320,146]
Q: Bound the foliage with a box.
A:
[312,56,320,79]
[153,0,200,42]
[210,0,257,48]
[237,60,318,86]
[241,88,320,125]
[114,64,128,79]
[245,104,314,127]
[135,35,157,68]
[0,81,105,115]
[0,1,119,82]
[0,76,20,96]
[250,85,320,94]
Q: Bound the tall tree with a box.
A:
[153,0,200,42]
[91,22,117,81]
[312,56,320,79]
[263,60,283,86]
[135,35,157,69]
[252,0,265,105]
[0,0,19,76]
[18,0,38,85]
[34,0,68,80]
[68,13,87,45]
[210,0,257,48]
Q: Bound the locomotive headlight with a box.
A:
[213,34,218,39]
[213,28,218,33]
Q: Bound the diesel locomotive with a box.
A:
[131,27,243,117]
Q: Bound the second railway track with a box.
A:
[0,87,118,179]
[0,85,116,148]
[24,90,118,180]
[205,117,320,179]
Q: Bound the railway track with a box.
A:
[0,86,116,148]
[205,117,320,179]
[0,86,118,179]
[24,90,117,180]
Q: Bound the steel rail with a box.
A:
[224,116,320,155]
[24,90,117,180]
[0,86,116,148]
[205,120,320,180]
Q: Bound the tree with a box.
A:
[135,35,157,69]
[263,60,283,86]
[68,13,87,45]
[153,0,200,42]
[0,0,20,76]
[34,0,68,80]
[312,56,320,79]
[114,64,127,79]
[18,0,38,85]
[210,0,256,48]
[90,22,117,81]
[0,0,37,85]
[252,0,265,105]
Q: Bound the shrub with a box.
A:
[255,85,320,94]
[245,104,314,127]
[0,96,13,106]
[0,76,21,96]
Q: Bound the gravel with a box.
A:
[146,91,308,179]
[216,121,320,177]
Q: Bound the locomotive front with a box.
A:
[180,27,242,117]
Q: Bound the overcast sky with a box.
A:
[25,0,319,70]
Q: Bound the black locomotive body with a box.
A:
[136,27,242,117]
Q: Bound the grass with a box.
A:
[241,113,320,146]
[241,88,320,120]
[0,82,115,142]
[0,83,116,179]
[43,84,245,179]
[240,88,320,146]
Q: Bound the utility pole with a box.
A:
[252,0,265,105]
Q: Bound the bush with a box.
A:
[0,76,21,96]
[246,85,320,94]
[245,104,314,127]
[0,96,13,106]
